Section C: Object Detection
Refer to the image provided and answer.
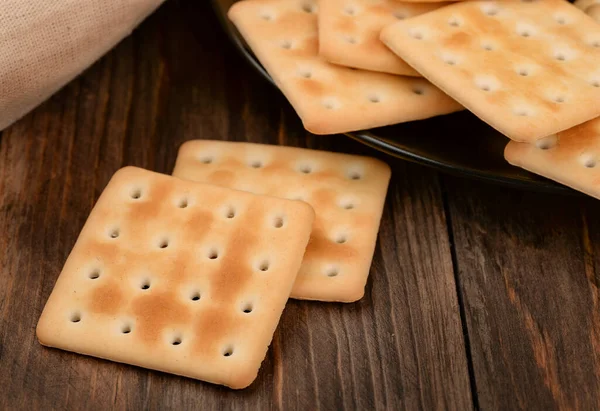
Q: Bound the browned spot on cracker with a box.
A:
[305,225,359,261]
[193,304,239,355]
[87,280,124,317]
[131,290,192,346]
[299,79,326,97]
[207,170,236,188]
[334,18,357,33]
[443,31,472,49]
[191,201,263,355]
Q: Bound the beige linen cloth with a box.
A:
[0,0,165,131]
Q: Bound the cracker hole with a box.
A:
[225,207,236,219]
[448,17,462,27]
[368,95,381,103]
[348,171,362,180]
[70,312,81,323]
[242,302,254,314]
[443,56,457,66]
[280,40,293,50]
[158,239,169,249]
[482,43,495,51]
[140,280,151,290]
[273,216,284,228]
[259,261,270,272]
[335,234,348,244]
[322,98,339,110]
[585,158,597,168]
[299,164,312,174]
[517,27,533,37]
[121,324,132,334]
[342,202,354,210]
[591,41,600,48]
[408,28,424,40]
[535,135,557,150]
[345,36,358,45]
[208,249,219,260]
[190,291,201,302]
[475,76,500,93]
[555,52,566,61]
[555,15,567,25]
[130,189,142,200]
[301,3,316,13]
[200,156,214,164]
[412,87,425,96]
[513,107,532,117]
[482,5,499,16]
[223,346,234,357]
[344,6,356,16]
[591,80,600,88]
[250,160,263,169]
[172,337,182,346]
[298,69,312,79]
[393,11,406,20]
[88,269,101,280]
[327,267,339,277]
[517,68,529,77]
[178,198,188,208]
[553,95,565,103]
[260,11,274,21]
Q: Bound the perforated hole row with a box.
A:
[68,308,239,353]
[400,3,600,118]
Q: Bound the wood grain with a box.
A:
[0,0,472,409]
[445,177,600,410]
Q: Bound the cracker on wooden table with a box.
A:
[505,117,600,199]
[380,0,600,143]
[36,167,315,389]
[228,0,462,135]
[173,140,391,303]
[318,0,446,76]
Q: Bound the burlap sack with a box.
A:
[0,0,165,131]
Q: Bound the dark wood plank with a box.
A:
[445,177,600,410]
[0,0,472,409]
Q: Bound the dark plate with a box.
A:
[211,0,571,194]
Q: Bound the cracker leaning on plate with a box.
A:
[228,0,462,135]
[318,0,446,76]
[37,167,314,389]
[505,117,600,199]
[381,0,600,142]
[173,140,391,303]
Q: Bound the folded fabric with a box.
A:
[0,0,165,131]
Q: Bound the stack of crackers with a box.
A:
[36,141,391,388]
[229,0,600,200]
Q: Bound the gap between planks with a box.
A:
[439,174,481,411]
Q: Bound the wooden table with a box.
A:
[1,1,599,409]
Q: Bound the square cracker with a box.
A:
[228,0,462,135]
[380,0,600,143]
[172,140,391,303]
[318,0,446,76]
[36,167,315,389]
[505,117,600,199]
